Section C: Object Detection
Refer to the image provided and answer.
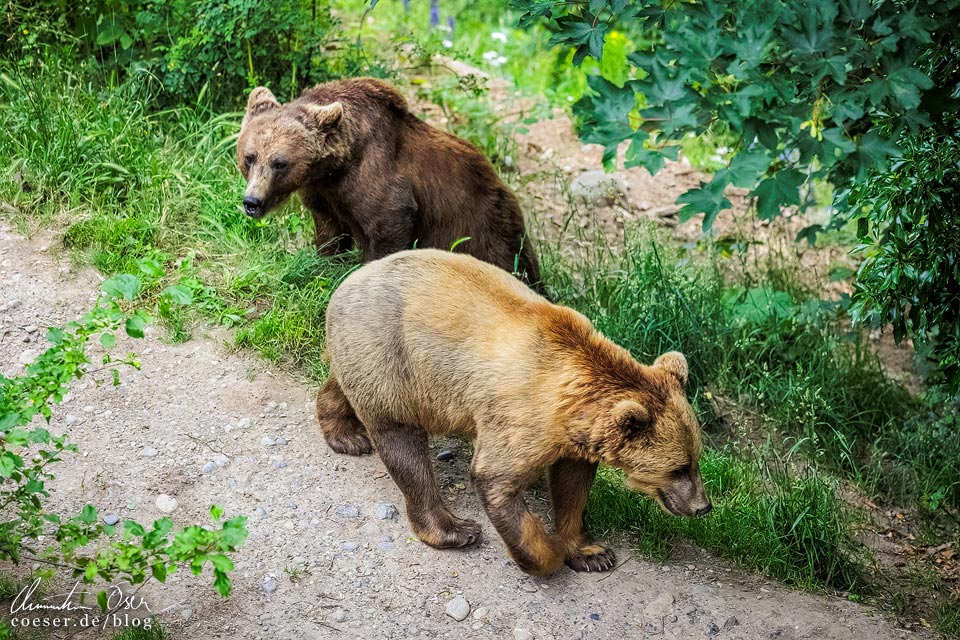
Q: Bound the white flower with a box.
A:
[491,31,507,43]
[442,39,453,48]
[482,50,499,61]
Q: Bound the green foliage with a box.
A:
[0,274,247,625]
[5,0,370,107]
[847,118,960,393]
[514,0,960,227]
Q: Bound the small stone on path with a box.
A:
[445,595,470,621]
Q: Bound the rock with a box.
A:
[644,592,675,616]
[328,608,347,623]
[705,621,720,636]
[24,325,38,334]
[360,521,380,537]
[590,613,601,621]
[102,513,120,526]
[335,504,360,518]
[65,415,78,426]
[445,595,470,621]
[570,170,629,206]
[237,418,252,429]
[201,462,216,474]
[341,541,361,552]
[375,503,399,520]
[643,620,663,634]
[722,615,739,631]
[260,436,275,446]
[514,629,534,640]
[472,607,489,621]
[155,494,178,513]
[213,453,230,467]
[667,614,678,623]
[378,541,396,551]
[262,578,279,594]
[272,459,287,469]
[3,299,21,311]
[139,446,158,458]
[275,436,288,446]
[17,349,39,365]
[682,605,697,616]
[436,449,454,461]
[254,507,267,519]
[180,608,192,622]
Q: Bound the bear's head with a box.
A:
[236,87,344,218]
[598,351,712,518]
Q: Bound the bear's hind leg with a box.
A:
[366,418,481,549]
[550,458,616,572]
[316,375,372,456]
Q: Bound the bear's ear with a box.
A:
[301,101,344,130]
[654,351,688,386]
[612,400,654,439]
[245,87,280,119]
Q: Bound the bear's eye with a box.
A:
[670,464,691,477]
[243,152,256,168]
[271,159,290,172]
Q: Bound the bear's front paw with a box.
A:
[416,515,483,549]
[565,543,616,572]
[324,431,373,456]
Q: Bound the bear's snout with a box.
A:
[243,196,264,217]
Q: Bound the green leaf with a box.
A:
[97,590,108,613]
[209,554,234,573]
[0,452,21,478]
[125,316,146,339]
[4,429,30,447]
[151,562,168,582]
[47,327,64,345]
[728,150,771,188]
[213,572,232,597]
[84,562,98,582]
[100,331,116,349]
[80,504,97,525]
[101,274,142,302]
[137,258,165,280]
[210,505,224,521]
[753,169,805,219]
[125,520,146,537]
[161,284,193,305]
[676,170,732,230]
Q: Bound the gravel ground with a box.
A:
[0,224,928,640]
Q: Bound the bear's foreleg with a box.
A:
[472,466,567,576]
[364,417,482,548]
[549,458,616,572]
[316,375,372,456]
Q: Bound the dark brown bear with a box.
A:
[236,77,541,288]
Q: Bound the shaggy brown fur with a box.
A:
[236,78,542,288]
[317,249,711,575]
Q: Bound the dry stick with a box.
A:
[596,556,631,582]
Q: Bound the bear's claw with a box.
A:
[565,544,616,572]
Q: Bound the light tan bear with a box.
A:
[317,249,711,575]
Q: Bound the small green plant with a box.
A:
[0,274,247,636]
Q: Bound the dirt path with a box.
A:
[0,224,929,640]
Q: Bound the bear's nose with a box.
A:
[243,196,263,216]
[695,502,712,518]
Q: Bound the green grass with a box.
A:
[588,448,865,591]
[2,47,959,637]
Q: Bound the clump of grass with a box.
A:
[587,447,866,591]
